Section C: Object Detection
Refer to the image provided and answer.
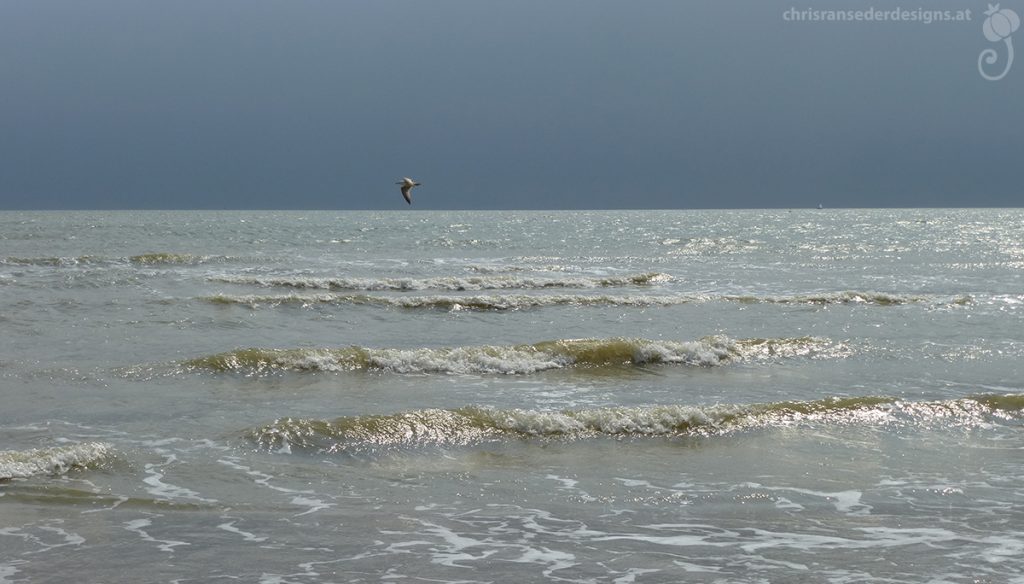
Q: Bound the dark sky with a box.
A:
[0,0,1020,209]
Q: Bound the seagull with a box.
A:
[396,177,421,205]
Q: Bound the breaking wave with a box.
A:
[184,336,849,375]
[203,292,697,310]
[0,442,115,480]
[128,252,217,265]
[201,290,969,310]
[246,394,1024,453]
[724,291,972,306]
[1,255,104,267]
[2,252,239,267]
[209,272,672,291]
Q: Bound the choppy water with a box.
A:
[1,209,1022,583]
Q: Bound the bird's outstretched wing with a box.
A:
[401,185,413,205]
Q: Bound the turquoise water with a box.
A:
[2,209,1023,583]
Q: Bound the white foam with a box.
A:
[217,457,331,516]
[509,546,577,577]
[672,560,723,573]
[856,526,960,550]
[142,454,217,504]
[545,474,580,490]
[773,497,805,511]
[744,483,872,516]
[971,533,1024,563]
[37,522,86,550]
[290,496,335,517]
[217,457,314,495]
[417,519,500,568]
[0,562,24,584]
[217,520,268,543]
[543,474,597,502]
[739,528,859,553]
[595,532,732,548]
[123,518,190,554]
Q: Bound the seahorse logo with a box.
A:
[979,3,1020,81]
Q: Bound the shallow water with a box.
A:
[2,209,1023,583]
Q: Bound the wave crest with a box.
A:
[3,252,239,267]
[725,291,972,306]
[247,395,1024,452]
[129,252,215,265]
[209,272,672,291]
[185,336,847,376]
[201,290,970,310]
[0,442,115,480]
[203,292,696,310]
[1,256,102,267]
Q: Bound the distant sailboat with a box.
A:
[396,177,421,205]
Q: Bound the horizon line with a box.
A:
[1,206,1023,212]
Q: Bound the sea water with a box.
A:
[1,209,1022,583]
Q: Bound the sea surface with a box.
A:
[1,209,1022,584]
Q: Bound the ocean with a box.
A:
[1,209,1022,584]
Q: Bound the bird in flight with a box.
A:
[396,177,421,205]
